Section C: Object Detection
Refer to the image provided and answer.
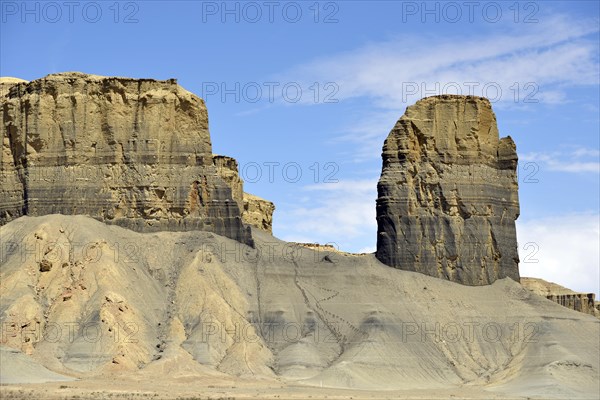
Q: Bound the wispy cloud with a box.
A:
[521,147,600,173]
[326,109,401,163]
[518,213,600,296]
[358,246,376,254]
[275,179,377,251]
[276,15,599,108]
[271,14,599,163]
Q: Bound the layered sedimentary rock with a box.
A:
[0,77,27,97]
[0,72,252,244]
[376,95,520,285]
[213,155,275,233]
[243,192,275,234]
[521,278,599,317]
[213,155,244,208]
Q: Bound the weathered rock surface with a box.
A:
[0,72,252,244]
[521,277,599,317]
[243,192,275,234]
[0,77,27,97]
[213,155,275,234]
[376,95,520,285]
[213,155,244,209]
[2,214,599,397]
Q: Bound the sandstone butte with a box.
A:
[376,95,520,285]
[0,73,274,244]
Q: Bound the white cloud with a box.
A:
[521,147,600,173]
[518,213,600,296]
[276,14,599,109]
[271,14,599,163]
[274,179,377,252]
[328,109,401,163]
[358,246,376,254]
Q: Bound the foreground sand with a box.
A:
[0,380,555,400]
[1,215,599,399]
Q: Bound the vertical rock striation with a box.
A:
[213,155,275,234]
[521,278,599,317]
[213,155,244,209]
[243,192,275,234]
[1,72,252,245]
[376,95,520,285]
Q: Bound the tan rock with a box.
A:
[39,259,52,272]
[376,95,520,285]
[521,277,598,317]
[243,192,275,234]
[213,155,244,209]
[0,72,252,245]
[213,154,275,233]
[0,77,28,97]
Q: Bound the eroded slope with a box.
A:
[1,215,598,398]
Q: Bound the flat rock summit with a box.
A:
[1,73,598,399]
[1,73,274,246]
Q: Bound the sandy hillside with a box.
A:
[1,214,599,399]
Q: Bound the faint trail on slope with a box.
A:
[252,244,264,334]
[291,256,345,359]
[302,281,369,341]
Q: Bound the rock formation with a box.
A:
[243,193,275,234]
[213,155,244,208]
[521,277,599,317]
[214,155,275,233]
[376,95,520,285]
[0,77,27,97]
[0,72,253,245]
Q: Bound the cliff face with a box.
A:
[214,155,275,234]
[521,278,599,317]
[376,95,520,285]
[243,192,275,234]
[0,77,27,97]
[213,155,244,209]
[0,73,252,245]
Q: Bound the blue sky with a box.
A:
[1,1,599,294]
